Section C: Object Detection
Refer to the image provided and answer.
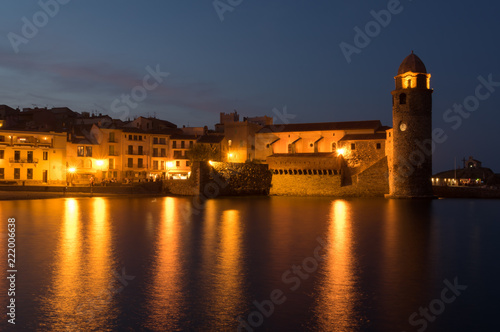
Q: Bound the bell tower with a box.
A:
[388,52,433,198]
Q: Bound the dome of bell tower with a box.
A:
[397,51,427,75]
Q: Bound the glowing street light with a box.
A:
[95,160,104,167]
[336,148,346,156]
[68,167,76,173]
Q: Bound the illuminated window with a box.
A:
[85,146,92,157]
[407,79,411,88]
[77,146,84,157]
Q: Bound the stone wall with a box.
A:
[270,157,389,197]
[163,161,200,196]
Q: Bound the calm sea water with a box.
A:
[0,196,499,331]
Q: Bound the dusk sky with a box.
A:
[1,0,499,172]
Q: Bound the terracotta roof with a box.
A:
[170,134,198,140]
[398,52,427,75]
[258,120,382,133]
[339,133,386,141]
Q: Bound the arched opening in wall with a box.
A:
[407,79,412,88]
[279,170,283,175]
[333,170,338,175]
[303,169,307,175]
[328,170,332,175]
[293,170,297,175]
[399,93,406,104]
[332,142,337,152]
[313,170,317,175]
[284,170,288,175]
[289,169,293,175]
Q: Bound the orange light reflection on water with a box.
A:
[315,200,359,331]
[145,197,185,330]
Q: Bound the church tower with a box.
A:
[388,52,433,198]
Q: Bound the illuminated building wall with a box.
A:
[0,130,67,184]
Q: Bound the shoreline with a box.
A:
[0,191,165,201]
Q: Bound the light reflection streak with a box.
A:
[145,197,185,330]
[207,209,244,329]
[44,198,83,330]
[315,200,359,331]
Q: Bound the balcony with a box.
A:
[10,158,39,164]
[126,164,146,169]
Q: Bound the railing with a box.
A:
[126,164,146,169]
[9,158,39,163]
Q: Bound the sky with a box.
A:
[1,0,499,173]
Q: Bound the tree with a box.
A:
[187,144,221,161]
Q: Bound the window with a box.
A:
[288,144,295,154]
[173,150,182,159]
[14,168,20,179]
[153,160,158,170]
[376,143,381,149]
[27,151,33,163]
[161,161,165,170]
[0,168,4,179]
[134,135,138,141]
[27,168,33,180]
[109,132,115,142]
[407,79,412,88]
[128,145,133,154]
[109,158,114,169]
[228,140,232,147]
[129,134,132,140]
[128,158,133,168]
[176,161,180,167]
[109,145,115,156]
[77,146,84,157]
[399,93,406,105]
[138,158,143,168]
[187,161,191,167]
[85,146,92,157]
[189,141,193,148]
[153,137,158,144]
[153,148,158,157]
[351,143,356,150]
[43,151,48,160]
[0,136,4,142]
[14,151,20,161]
[160,148,166,157]
[138,146,143,155]
[181,141,185,149]
[240,140,244,147]
[160,137,166,145]
[0,150,4,159]
[331,142,337,152]
[172,141,177,148]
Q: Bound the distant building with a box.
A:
[432,156,494,186]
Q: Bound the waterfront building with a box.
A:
[0,129,67,184]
